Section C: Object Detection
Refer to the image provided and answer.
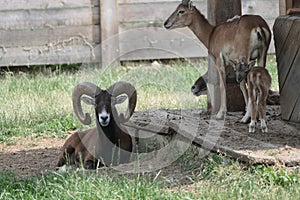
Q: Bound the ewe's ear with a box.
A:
[188,0,193,10]
[229,59,238,70]
[182,0,190,5]
[81,96,96,106]
[113,95,127,105]
[229,59,237,66]
[248,60,256,68]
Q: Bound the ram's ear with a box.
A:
[81,96,96,106]
[112,95,127,105]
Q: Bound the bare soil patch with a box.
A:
[0,137,64,176]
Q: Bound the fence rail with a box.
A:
[0,0,278,67]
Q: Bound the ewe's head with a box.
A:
[72,81,137,126]
[164,0,195,30]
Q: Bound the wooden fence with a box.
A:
[0,0,278,67]
[274,14,300,122]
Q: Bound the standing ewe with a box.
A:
[164,0,271,119]
[57,81,137,169]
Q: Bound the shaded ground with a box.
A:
[0,137,64,176]
[0,106,299,177]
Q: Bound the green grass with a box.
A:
[0,152,299,200]
[0,56,279,140]
[0,56,293,199]
[266,55,279,91]
[0,59,208,140]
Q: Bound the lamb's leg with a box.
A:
[249,86,257,133]
[258,90,268,133]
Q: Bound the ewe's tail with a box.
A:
[256,25,269,46]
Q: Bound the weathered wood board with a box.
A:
[273,14,300,122]
[0,0,98,66]
[0,0,278,67]
[125,106,300,166]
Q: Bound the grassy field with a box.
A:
[0,59,208,142]
[1,55,299,200]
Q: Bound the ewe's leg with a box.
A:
[216,57,227,120]
[257,48,267,67]
[240,80,248,111]
[241,96,251,123]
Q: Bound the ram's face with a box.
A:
[81,90,128,127]
[95,91,128,127]
[95,91,112,127]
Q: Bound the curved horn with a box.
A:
[72,82,101,125]
[107,81,137,123]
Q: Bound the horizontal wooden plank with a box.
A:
[0,26,100,47]
[119,1,207,23]
[0,45,100,66]
[118,0,276,6]
[93,0,189,6]
[118,27,207,60]
[118,0,186,3]
[0,8,93,30]
[0,0,91,11]
[119,48,207,61]
[118,0,277,23]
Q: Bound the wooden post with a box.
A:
[280,0,293,15]
[280,0,300,15]
[99,0,120,67]
[206,0,244,113]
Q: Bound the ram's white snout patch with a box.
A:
[98,109,110,127]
